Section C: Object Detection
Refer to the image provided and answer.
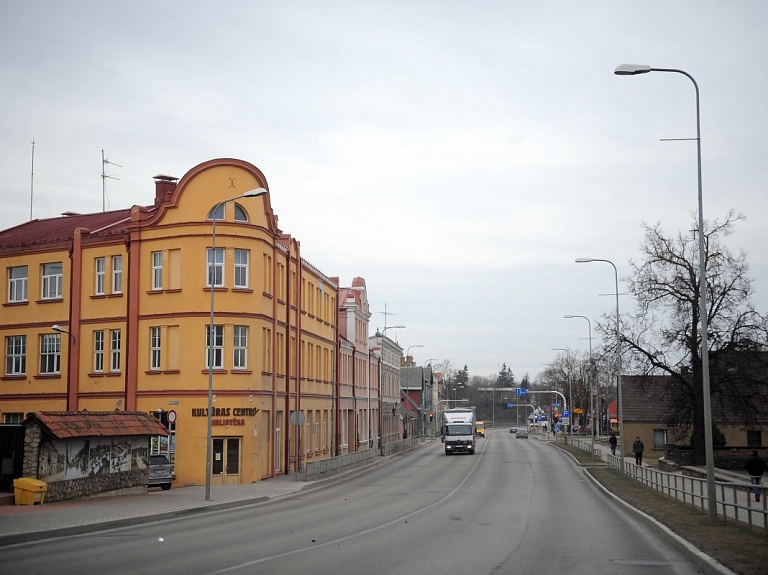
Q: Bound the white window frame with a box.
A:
[233,325,247,369]
[151,252,163,290]
[40,333,61,374]
[6,335,26,375]
[3,413,23,424]
[93,330,104,373]
[234,249,249,288]
[112,255,123,294]
[206,325,224,369]
[207,248,225,288]
[8,266,28,303]
[95,257,106,295]
[110,329,121,372]
[150,327,161,371]
[41,262,63,300]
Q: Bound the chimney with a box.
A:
[153,174,178,205]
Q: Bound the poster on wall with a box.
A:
[110,439,131,473]
[39,437,152,482]
[88,438,112,476]
[38,441,67,482]
[66,440,90,480]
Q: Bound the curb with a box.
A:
[583,468,738,575]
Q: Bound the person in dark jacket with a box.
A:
[608,433,617,456]
[632,437,644,466]
[744,450,765,502]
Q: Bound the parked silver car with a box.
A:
[148,454,173,490]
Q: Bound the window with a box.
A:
[41,262,62,299]
[112,256,123,294]
[653,429,668,449]
[8,266,28,302]
[747,430,762,448]
[206,325,224,369]
[262,254,272,294]
[3,413,23,424]
[5,335,26,375]
[152,252,163,290]
[233,326,247,369]
[40,333,60,374]
[207,203,248,222]
[207,248,224,287]
[150,327,161,370]
[234,203,247,221]
[207,204,225,221]
[95,257,106,295]
[234,249,249,288]
[110,330,121,372]
[93,330,104,373]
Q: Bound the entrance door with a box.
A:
[211,438,240,485]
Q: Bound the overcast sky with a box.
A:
[2,1,766,381]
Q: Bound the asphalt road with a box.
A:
[0,431,703,575]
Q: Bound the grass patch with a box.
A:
[554,442,768,575]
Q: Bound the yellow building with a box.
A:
[0,158,337,486]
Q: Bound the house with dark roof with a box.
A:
[21,411,168,502]
[621,370,768,463]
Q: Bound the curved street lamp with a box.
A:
[576,258,623,476]
[206,187,268,501]
[614,64,715,523]
[563,315,595,454]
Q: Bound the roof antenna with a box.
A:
[29,137,35,220]
[101,150,121,212]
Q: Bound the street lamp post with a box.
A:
[563,315,595,455]
[405,344,424,360]
[576,258,624,476]
[550,349,572,444]
[206,187,267,501]
[615,63,715,523]
[52,324,76,344]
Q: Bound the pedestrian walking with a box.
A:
[744,449,765,502]
[632,437,644,466]
[609,433,617,456]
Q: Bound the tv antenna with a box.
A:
[376,303,397,331]
[101,150,121,212]
[29,137,35,220]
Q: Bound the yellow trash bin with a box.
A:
[13,478,48,505]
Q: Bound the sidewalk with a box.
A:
[0,465,371,547]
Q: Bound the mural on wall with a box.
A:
[38,437,149,482]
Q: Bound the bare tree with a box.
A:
[613,211,768,464]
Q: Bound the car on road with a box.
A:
[509,427,517,434]
[148,454,174,490]
[515,428,529,439]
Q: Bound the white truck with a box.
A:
[442,407,476,455]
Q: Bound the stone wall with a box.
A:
[45,470,149,502]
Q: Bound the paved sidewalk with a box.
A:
[0,469,349,547]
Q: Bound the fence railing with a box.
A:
[605,453,768,536]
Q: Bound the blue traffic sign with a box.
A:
[506,403,514,408]
[562,409,569,417]
[515,388,527,397]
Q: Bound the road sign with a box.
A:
[551,402,560,408]
[562,417,570,425]
[506,403,514,408]
[562,409,569,417]
[574,408,584,414]
[515,388,527,397]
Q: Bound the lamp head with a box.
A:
[575,258,594,263]
[52,324,64,332]
[243,187,268,197]
[614,64,651,76]
[563,315,575,319]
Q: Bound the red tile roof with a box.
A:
[25,411,168,439]
[0,209,137,252]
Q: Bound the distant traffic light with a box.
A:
[429,413,434,422]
